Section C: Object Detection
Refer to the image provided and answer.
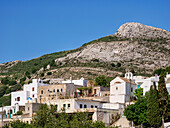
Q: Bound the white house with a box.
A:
[11,79,48,107]
[0,79,48,119]
[62,77,88,87]
[133,73,170,95]
[110,73,137,104]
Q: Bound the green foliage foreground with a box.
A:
[124,73,169,128]
[5,104,112,128]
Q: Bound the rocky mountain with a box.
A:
[115,22,170,39]
[56,23,170,74]
[0,22,170,81]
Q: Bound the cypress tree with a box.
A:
[147,83,161,127]
[158,72,169,122]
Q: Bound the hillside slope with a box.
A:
[0,22,170,81]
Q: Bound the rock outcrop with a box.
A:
[114,22,170,39]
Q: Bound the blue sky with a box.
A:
[0,0,170,63]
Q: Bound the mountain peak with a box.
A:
[114,22,170,39]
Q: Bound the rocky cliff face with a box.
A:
[114,22,170,39]
[56,23,170,73]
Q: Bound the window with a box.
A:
[15,98,16,101]
[41,90,43,94]
[80,104,82,108]
[28,107,29,111]
[61,88,63,92]
[91,105,93,108]
[32,87,34,91]
[116,87,118,90]
[17,97,20,101]
[53,89,55,92]
[84,104,87,108]
[131,88,133,92]
[57,89,59,92]
[95,106,97,108]
[68,104,70,109]
[63,104,66,108]
[32,94,34,98]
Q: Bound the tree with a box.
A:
[25,71,30,77]
[95,75,107,87]
[41,73,44,77]
[134,88,143,99]
[5,120,31,128]
[111,63,115,67]
[1,77,9,85]
[32,104,57,127]
[158,72,169,123]
[147,84,161,127]
[124,89,150,127]
[116,62,121,67]
[50,60,56,67]
[32,68,37,74]
[8,80,17,86]
[47,72,52,75]
[0,85,8,97]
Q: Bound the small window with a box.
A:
[63,104,66,108]
[80,104,82,108]
[28,107,29,111]
[95,106,97,108]
[91,105,93,108]
[84,104,87,108]
[131,88,133,92]
[32,87,34,91]
[53,89,55,92]
[68,104,70,108]
[32,94,34,98]
[41,90,43,94]
[61,88,63,92]
[17,97,20,101]
[15,98,16,101]
[116,87,118,90]
[57,89,59,92]
[48,89,49,92]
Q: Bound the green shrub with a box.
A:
[1,77,9,85]
[47,72,52,75]
[32,68,38,74]
[8,80,17,86]
[10,85,21,92]
[41,73,44,77]
[0,85,8,97]
[116,62,121,67]
[15,111,23,115]
[111,63,115,67]
[0,95,11,107]
[91,58,99,62]
[28,80,32,84]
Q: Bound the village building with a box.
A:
[1,72,170,127]
[37,83,82,104]
[62,77,88,87]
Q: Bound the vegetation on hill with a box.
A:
[152,66,170,76]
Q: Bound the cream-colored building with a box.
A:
[37,83,81,104]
